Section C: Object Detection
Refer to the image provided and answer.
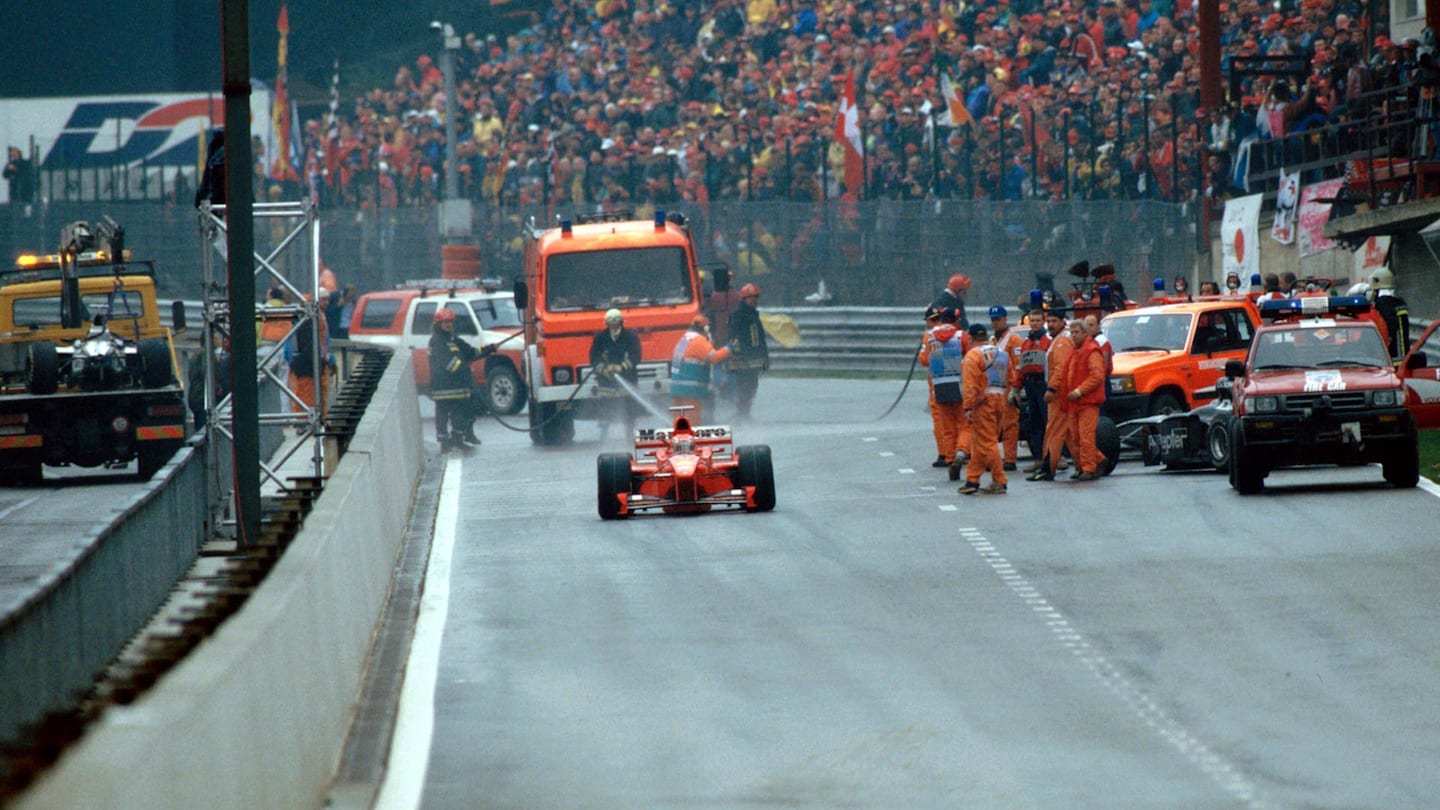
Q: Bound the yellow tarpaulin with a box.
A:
[759,312,801,348]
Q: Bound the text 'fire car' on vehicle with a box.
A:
[1225,296,1417,494]
[596,415,775,519]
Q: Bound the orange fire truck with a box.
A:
[514,210,705,445]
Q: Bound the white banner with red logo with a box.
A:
[1222,193,1262,281]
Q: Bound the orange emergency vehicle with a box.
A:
[514,210,705,444]
[1100,298,1261,422]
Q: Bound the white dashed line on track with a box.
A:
[958,526,1270,810]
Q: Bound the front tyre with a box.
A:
[736,444,776,512]
[1382,429,1420,488]
[484,362,525,415]
[1229,425,1265,494]
[597,452,633,520]
[1206,418,1232,472]
[26,342,59,395]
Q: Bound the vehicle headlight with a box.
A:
[1373,389,1400,407]
[1250,396,1279,413]
[1110,375,1135,394]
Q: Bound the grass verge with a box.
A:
[1422,429,1440,485]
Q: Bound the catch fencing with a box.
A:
[1,198,1199,309]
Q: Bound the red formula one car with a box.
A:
[596,416,776,519]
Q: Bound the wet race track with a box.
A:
[381,378,1440,810]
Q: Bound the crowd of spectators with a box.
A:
[275,0,1420,212]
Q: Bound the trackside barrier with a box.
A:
[766,306,987,374]
[15,353,424,809]
[0,443,208,749]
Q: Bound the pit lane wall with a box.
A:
[14,353,425,810]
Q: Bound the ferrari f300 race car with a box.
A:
[596,416,776,519]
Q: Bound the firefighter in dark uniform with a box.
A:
[589,308,643,438]
[1367,267,1411,365]
[429,307,493,449]
[726,283,770,419]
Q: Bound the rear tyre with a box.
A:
[1383,429,1420,488]
[139,338,173,388]
[736,444,776,512]
[484,363,525,415]
[597,452,632,520]
[1096,416,1119,476]
[26,342,59,395]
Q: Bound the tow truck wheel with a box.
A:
[597,452,632,520]
[1229,427,1265,494]
[736,444,776,512]
[1206,419,1232,472]
[484,363,525,415]
[1383,430,1420,489]
[1096,416,1120,476]
[138,338,172,388]
[26,342,60,395]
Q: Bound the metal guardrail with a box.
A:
[766,306,987,375]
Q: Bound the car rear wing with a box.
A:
[634,425,735,461]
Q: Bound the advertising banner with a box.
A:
[0,88,274,203]
[1221,193,1262,281]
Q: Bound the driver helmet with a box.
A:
[1225,272,1241,290]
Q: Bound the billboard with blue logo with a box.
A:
[1,88,275,203]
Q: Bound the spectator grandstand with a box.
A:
[279,0,1406,211]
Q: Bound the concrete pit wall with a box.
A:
[15,353,424,810]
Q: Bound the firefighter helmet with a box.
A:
[434,308,457,324]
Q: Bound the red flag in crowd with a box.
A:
[834,72,864,200]
[270,4,300,183]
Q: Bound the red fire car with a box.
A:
[596,415,776,519]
